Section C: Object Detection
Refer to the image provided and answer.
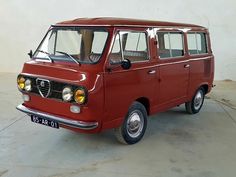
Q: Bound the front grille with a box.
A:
[18,75,85,103]
[36,78,51,98]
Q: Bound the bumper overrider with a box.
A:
[16,104,98,130]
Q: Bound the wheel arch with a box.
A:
[191,83,209,97]
[135,97,150,115]
[201,84,209,94]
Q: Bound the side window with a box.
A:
[123,31,148,62]
[109,31,149,64]
[125,32,147,51]
[157,32,184,59]
[187,33,197,54]
[187,32,208,55]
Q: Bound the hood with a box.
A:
[21,60,98,89]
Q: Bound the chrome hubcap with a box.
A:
[194,90,204,110]
[126,111,144,138]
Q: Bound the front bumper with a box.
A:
[16,104,98,130]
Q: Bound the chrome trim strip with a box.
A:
[54,24,205,30]
[190,56,211,61]
[16,104,98,130]
[108,56,212,73]
[158,60,188,66]
[35,59,52,63]
[158,56,211,66]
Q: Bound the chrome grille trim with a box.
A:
[36,78,51,98]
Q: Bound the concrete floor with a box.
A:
[0,73,236,177]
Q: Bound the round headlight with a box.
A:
[17,76,25,90]
[24,79,32,91]
[62,87,73,102]
[74,89,86,104]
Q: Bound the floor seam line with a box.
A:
[217,101,236,125]
[0,115,26,133]
[0,163,154,177]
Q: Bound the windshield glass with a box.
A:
[34,27,109,64]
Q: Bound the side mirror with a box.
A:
[28,50,33,58]
[121,59,131,70]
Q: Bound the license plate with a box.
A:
[31,115,59,129]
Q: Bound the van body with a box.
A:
[16,18,214,144]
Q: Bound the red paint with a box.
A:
[18,18,214,133]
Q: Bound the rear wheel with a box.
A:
[185,87,205,114]
[114,101,147,144]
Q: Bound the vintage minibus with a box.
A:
[16,18,214,144]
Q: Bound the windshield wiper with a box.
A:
[56,51,81,65]
[37,50,54,63]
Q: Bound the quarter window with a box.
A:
[109,31,148,64]
[109,34,122,64]
[157,32,184,59]
[91,32,108,54]
[187,32,208,55]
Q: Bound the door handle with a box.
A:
[148,70,156,74]
[184,64,190,68]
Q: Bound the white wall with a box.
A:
[0,0,235,80]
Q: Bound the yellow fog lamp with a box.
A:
[74,88,86,104]
[17,76,25,90]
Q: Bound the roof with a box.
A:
[56,17,205,28]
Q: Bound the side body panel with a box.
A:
[151,28,190,113]
[186,30,214,99]
[151,27,214,114]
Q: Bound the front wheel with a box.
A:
[114,101,147,144]
[185,87,205,114]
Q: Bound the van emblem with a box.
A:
[40,81,45,87]
[36,78,51,98]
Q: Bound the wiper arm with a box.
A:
[56,51,80,65]
[37,50,54,63]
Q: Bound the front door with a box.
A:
[103,29,157,126]
[156,31,189,106]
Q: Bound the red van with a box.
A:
[16,18,214,144]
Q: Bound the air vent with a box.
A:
[36,78,51,98]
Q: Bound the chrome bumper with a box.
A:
[16,104,98,130]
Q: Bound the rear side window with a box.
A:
[157,32,184,59]
[187,32,208,55]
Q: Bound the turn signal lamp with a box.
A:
[17,77,25,90]
[74,89,86,104]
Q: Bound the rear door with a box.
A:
[156,30,190,106]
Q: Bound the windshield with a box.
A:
[34,27,109,64]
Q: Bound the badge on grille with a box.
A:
[36,78,51,98]
[40,80,45,87]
